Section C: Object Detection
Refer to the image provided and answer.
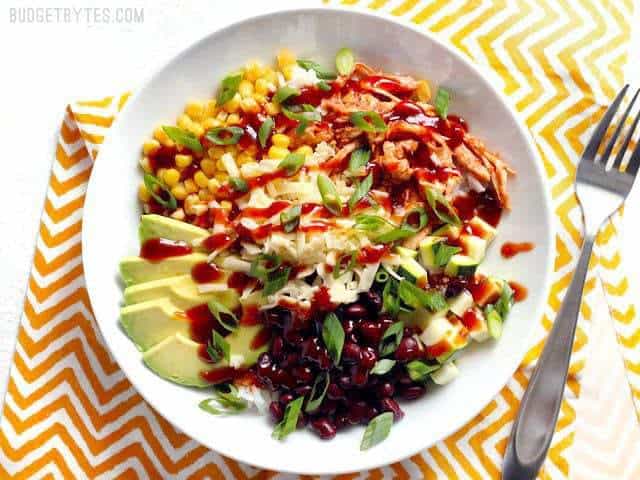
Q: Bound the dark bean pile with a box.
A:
[254,290,431,440]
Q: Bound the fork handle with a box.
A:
[502,233,596,479]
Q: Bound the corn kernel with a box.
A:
[244,60,265,82]
[244,144,259,157]
[282,65,296,81]
[170,208,185,221]
[255,78,270,95]
[271,133,291,149]
[163,168,181,187]
[177,114,192,130]
[238,80,254,98]
[139,156,152,173]
[416,80,431,102]
[184,179,198,194]
[156,168,167,181]
[138,183,151,202]
[265,102,281,116]
[240,97,260,114]
[207,178,221,193]
[143,139,160,156]
[175,154,193,168]
[200,158,217,176]
[237,152,254,165]
[194,170,209,188]
[215,172,229,182]
[216,158,226,170]
[206,99,218,116]
[171,184,188,201]
[185,101,205,121]
[277,48,296,69]
[153,126,174,147]
[184,194,200,214]
[252,93,267,105]
[224,93,241,113]
[264,70,278,85]
[225,145,238,155]
[201,117,220,130]
[209,146,225,159]
[186,122,204,137]
[198,188,212,201]
[226,113,241,125]
[295,145,314,157]
[220,200,232,210]
[216,111,229,122]
[268,146,289,160]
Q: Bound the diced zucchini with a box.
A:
[399,257,428,282]
[419,236,444,270]
[433,224,462,239]
[468,216,497,242]
[431,362,460,385]
[447,290,474,317]
[474,277,503,306]
[403,308,447,331]
[459,235,487,262]
[419,315,455,346]
[395,246,417,259]
[444,254,478,277]
[486,308,503,339]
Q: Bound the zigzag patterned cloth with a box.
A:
[1,1,639,478]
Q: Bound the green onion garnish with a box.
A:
[406,360,441,383]
[424,186,461,226]
[297,59,337,80]
[228,177,248,193]
[280,205,301,233]
[278,153,305,176]
[207,330,230,363]
[432,243,461,267]
[162,126,203,153]
[274,85,300,104]
[371,359,396,375]
[249,253,282,280]
[375,269,390,283]
[305,372,330,413]
[282,104,321,123]
[322,312,345,365]
[335,47,355,76]
[317,80,331,91]
[434,87,451,119]
[397,279,447,312]
[272,396,304,440]
[205,126,244,145]
[262,265,291,297]
[494,281,514,318]
[360,412,394,451]
[258,118,274,148]
[348,172,373,212]
[378,321,404,357]
[348,147,370,174]
[143,173,178,210]
[317,175,342,215]
[217,73,243,106]
[350,111,388,133]
[354,214,392,232]
[333,251,357,279]
[207,299,238,332]
[199,384,249,415]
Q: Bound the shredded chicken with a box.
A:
[385,121,429,140]
[321,91,395,116]
[320,140,362,172]
[375,140,418,182]
[453,143,491,183]
[464,135,515,208]
[334,125,364,146]
[293,123,334,148]
[427,133,454,168]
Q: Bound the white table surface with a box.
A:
[1,0,639,472]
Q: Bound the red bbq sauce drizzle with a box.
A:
[139,238,192,262]
[424,340,451,358]
[227,272,253,293]
[202,233,233,251]
[501,242,535,259]
[357,244,390,264]
[250,328,272,350]
[508,281,528,302]
[240,305,261,326]
[453,191,503,227]
[191,262,223,284]
[461,309,481,330]
[185,304,227,344]
[200,366,248,384]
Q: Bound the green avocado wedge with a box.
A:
[143,333,220,388]
[139,214,210,244]
[119,253,208,286]
[123,274,239,311]
[120,297,191,351]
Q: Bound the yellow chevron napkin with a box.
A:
[1,1,639,478]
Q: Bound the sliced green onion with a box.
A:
[258,118,274,148]
[333,251,357,279]
[406,360,440,383]
[317,175,342,215]
[199,385,249,415]
[280,205,301,233]
[297,59,337,80]
[262,265,291,297]
[217,73,242,106]
[378,321,404,357]
[350,111,388,133]
[375,269,390,283]
[295,119,309,136]
[398,280,447,312]
[305,372,330,413]
[432,243,461,267]
[494,281,514,318]
[374,226,415,244]
[402,207,428,232]
[162,126,203,153]
[317,80,331,91]
[278,153,305,176]
[348,173,373,212]
[360,412,393,451]
[382,279,400,316]
[205,126,244,145]
[322,312,345,365]
[371,359,396,375]
[282,104,321,123]
[349,147,370,174]
[207,330,230,363]
[335,47,355,76]
[272,396,304,440]
[434,87,451,119]
[249,253,282,280]
[274,85,299,104]
[424,186,461,226]
[229,177,248,193]
[143,173,177,210]
[207,299,238,332]
[355,214,392,232]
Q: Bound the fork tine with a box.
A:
[603,88,639,168]
[583,84,629,163]
[612,90,640,170]
[627,138,640,176]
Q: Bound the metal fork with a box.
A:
[502,85,640,479]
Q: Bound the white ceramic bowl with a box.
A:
[82,7,554,475]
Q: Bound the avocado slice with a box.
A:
[139,214,210,244]
[119,253,208,286]
[226,324,269,367]
[123,274,239,311]
[143,333,218,388]
[120,298,190,351]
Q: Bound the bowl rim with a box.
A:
[82,5,555,474]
